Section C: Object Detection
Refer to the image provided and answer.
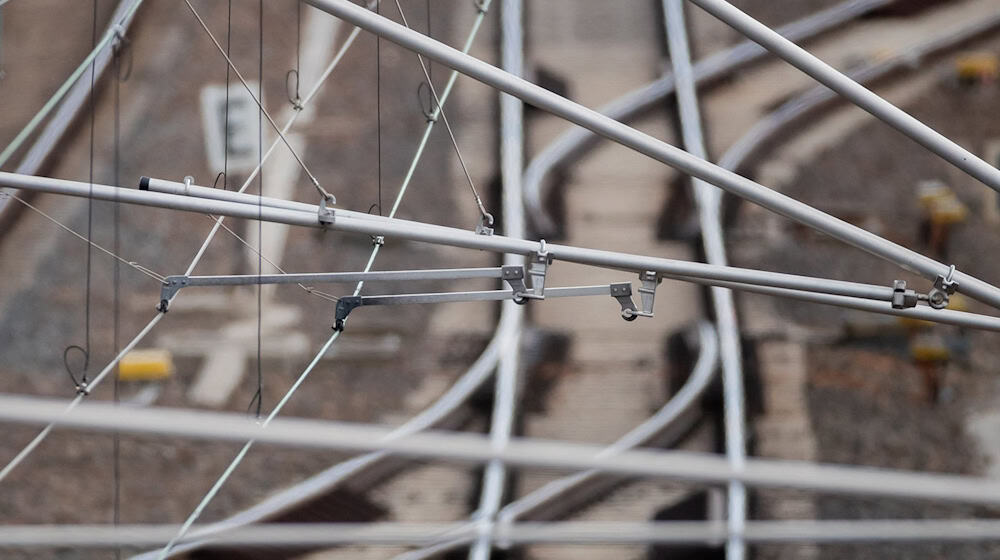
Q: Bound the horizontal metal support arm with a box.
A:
[6,172,995,332]
[300,0,1000,312]
[158,267,506,309]
[334,285,615,330]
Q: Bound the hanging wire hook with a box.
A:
[63,345,90,395]
[416,81,438,122]
[368,203,385,246]
[213,171,227,190]
[112,24,133,82]
[285,69,303,111]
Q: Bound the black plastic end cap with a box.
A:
[139,176,150,191]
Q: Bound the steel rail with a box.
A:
[523,0,890,234]
[401,323,718,560]
[135,4,511,556]
[153,3,508,556]
[7,394,1000,505]
[717,9,1000,175]
[470,1,526,557]
[664,2,745,558]
[9,519,1000,548]
[689,0,1000,200]
[301,0,1000,312]
[8,173,1000,332]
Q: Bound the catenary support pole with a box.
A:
[299,0,1000,311]
[687,0,1000,200]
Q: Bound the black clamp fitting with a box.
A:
[333,296,363,331]
[157,276,190,312]
[891,280,919,309]
[611,283,639,321]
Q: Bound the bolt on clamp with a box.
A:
[927,265,958,310]
[522,241,552,301]
[318,198,336,226]
[891,280,919,309]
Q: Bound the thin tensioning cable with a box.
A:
[376,0,382,215]
[391,0,493,228]
[182,0,334,204]
[111,11,126,558]
[251,0,264,419]
[223,0,232,190]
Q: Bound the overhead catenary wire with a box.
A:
[390,0,493,229]
[521,0,889,235]
[688,0,1000,202]
[141,7,504,555]
[0,8,368,486]
[181,0,335,205]
[0,0,145,170]
[155,2,494,555]
[11,171,1000,333]
[300,0,1000,312]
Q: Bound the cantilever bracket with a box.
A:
[331,283,631,327]
[157,276,191,312]
[318,198,336,226]
[610,283,639,321]
[522,241,552,301]
[334,296,362,331]
[891,280,919,309]
[501,265,529,303]
[927,265,958,310]
[635,271,660,318]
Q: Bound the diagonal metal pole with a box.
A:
[300,0,1000,312]
[687,0,1000,199]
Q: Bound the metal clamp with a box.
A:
[523,241,552,300]
[157,276,190,312]
[475,213,494,236]
[891,280,919,309]
[318,198,336,226]
[927,265,958,310]
[634,271,660,318]
[501,265,529,304]
[610,283,638,321]
[333,296,363,331]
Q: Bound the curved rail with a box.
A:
[522,0,890,235]
[469,0,526,557]
[138,3,522,557]
[391,322,719,560]
[663,2,747,558]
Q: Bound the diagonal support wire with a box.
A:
[0,3,366,487]
[182,0,335,204]
[153,2,497,557]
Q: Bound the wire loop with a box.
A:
[285,69,303,110]
[63,345,90,395]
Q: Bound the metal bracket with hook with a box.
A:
[927,265,959,310]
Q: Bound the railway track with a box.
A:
[3,1,999,559]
